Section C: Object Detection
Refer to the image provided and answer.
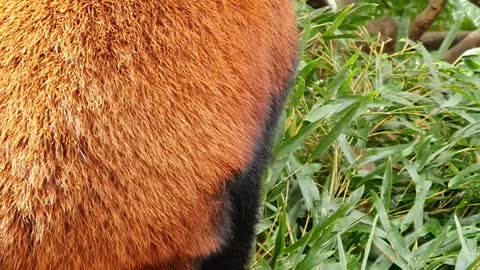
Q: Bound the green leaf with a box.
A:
[270,206,287,269]
[323,5,354,37]
[361,215,379,270]
[455,215,476,270]
[438,15,464,58]
[380,158,393,211]
[310,99,366,159]
[274,120,323,159]
[337,235,347,270]
[296,163,321,211]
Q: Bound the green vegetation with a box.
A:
[254,2,480,269]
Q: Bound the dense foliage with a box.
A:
[253,2,480,269]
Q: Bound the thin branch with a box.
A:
[443,30,480,63]
[420,31,470,50]
[409,0,448,41]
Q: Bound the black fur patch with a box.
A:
[199,76,295,270]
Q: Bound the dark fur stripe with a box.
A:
[199,71,296,270]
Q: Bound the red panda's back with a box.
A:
[0,1,297,269]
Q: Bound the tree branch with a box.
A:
[409,0,448,41]
[443,30,480,63]
[420,31,470,50]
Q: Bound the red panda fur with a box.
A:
[0,1,298,269]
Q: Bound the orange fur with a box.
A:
[0,1,298,269]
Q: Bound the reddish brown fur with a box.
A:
[0,1,297,269]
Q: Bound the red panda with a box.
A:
[0,1,298,269]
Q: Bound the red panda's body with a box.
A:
[0,1,298,269]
